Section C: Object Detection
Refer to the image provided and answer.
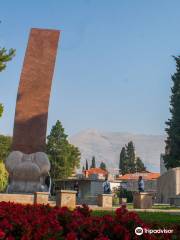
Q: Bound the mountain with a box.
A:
[69,129,165,173]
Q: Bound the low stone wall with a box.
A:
[0,193,34,204]
[157,167,180,203]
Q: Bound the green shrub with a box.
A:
[0,161,8,192]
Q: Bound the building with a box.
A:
[116,171,160,193]
[55,168,121,205]
[83,167,107,179]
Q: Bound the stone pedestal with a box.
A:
[34,192,49,204]
[133,192,153,209]
[56,190,77,209]
[98,194,113,208]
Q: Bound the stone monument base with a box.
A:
[98,194,113,208]
[0,193,34,204]
[34,192,49,204]
[133,192,153,209]
[56,190,77,209]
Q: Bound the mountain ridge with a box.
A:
[69,129,165,173]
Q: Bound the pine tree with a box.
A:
[82,166,85,172]
[0,48,15,72]
[0,47,15,118]
[85,159,89,170]
[119,147,128,175]
[164,56,180,169]
[0,105,3,118]
[136,157,146,172]
[126,141,136,173]
[90,156,96,168]
[100,162,106,170]
[46,120,81,181]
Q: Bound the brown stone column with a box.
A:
[12,28,60,154]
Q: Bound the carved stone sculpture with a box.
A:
[5,28,60,193]
[6,151,50,193]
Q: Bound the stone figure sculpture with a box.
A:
[5,28,60,193]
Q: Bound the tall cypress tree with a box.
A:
[126,141,136,173]
[119,147,128,175]
[90,156,96,168]
[85,159,89,170]
[164,56,180,169]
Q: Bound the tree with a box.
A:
[126,141,136,173]
[85,159,88,170]
[0,45,15,118]
[164,56,180,169]
[100,162,107,171]
[90,156,96,168]
[119,147,128,175]
[0,48,15,72]
[0,104,3,118]
[0,135,12,161]
[0,135,12,193]
[136,157,146,172]
[82,166,85,172]
[119,141,146,175]
[0,161,8,192]
[46,120,81,181]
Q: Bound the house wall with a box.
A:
[157,167,180,203]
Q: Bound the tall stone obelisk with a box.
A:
[5,28,60,193]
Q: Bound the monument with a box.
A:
[5,28,60,193]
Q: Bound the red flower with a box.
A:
[0,229,5,239]
[66,232,77,240]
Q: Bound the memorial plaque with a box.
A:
[12,28,60,153]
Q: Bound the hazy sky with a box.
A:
[0,0,180,137]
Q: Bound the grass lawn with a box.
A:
[125,203,180,210]
[92,210,180,224]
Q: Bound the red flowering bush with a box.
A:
[0,202,178,240]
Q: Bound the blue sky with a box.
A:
[0,0,180,137]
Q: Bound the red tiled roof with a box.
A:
[84,168,107,176]
[117,172,160,180]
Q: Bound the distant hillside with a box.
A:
[69,129,165,173]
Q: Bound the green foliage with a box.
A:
[0,104,3,118]
[0,46,15,118]
[164,56,180,169]
[90,156,96,168]
[0,161,8,192]
[0,48,15,72]
[99,161,106,170]
[136,157,146,172]
[85,159,88,170]
[0,135,11,192]
[126,141,136,173]
[46,120,81,181]
[0,135,12,161]
[119,141,146,174]
[119,147,128,175]
[116,188,133,203]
